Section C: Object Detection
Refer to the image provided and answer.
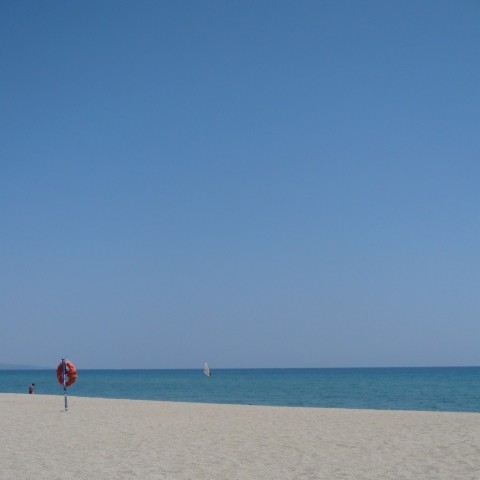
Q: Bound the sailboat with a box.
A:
[204,362,212,377]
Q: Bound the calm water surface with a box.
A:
[1,368,479,412]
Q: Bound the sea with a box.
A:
[1,367,479,413]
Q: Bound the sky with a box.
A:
[1,1,479,369]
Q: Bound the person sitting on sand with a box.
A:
[29,383,35,394]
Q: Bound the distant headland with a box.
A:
[0,364,49,370]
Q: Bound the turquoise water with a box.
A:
[1,368,479,412]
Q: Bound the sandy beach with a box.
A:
[1,393,479,480]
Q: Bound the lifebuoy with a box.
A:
[56,360,77,387]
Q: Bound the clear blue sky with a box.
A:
[1,1,479,369]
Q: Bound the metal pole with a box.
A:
[62,358,68,412]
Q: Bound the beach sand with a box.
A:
[1,394,479,480]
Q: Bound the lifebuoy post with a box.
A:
[57,358,77,411]
[62,358,68,411]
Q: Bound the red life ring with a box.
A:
[56,360,77,387]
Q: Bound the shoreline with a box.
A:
[3,392,480,414]
[2,393,479,479]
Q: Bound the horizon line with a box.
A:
[1,365,479,371]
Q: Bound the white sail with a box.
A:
[204,362,211,377]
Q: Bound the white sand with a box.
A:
[1,394,479,480]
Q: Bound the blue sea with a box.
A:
[1,367,479,413]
